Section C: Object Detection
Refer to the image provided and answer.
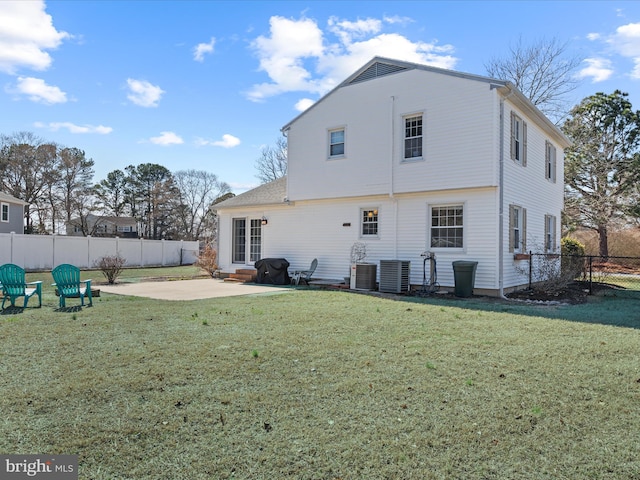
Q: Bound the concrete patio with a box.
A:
[99,278,294,301]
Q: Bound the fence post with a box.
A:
[589,256,593,295]
[528,251,533,290]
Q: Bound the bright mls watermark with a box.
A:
[1,455,77,479]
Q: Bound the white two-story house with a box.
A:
[215,57,570,296]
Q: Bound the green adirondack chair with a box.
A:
[0,263,42,309]
[52,264,93,308]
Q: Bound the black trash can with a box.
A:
[254,258,290,285]
[452,261,478,297]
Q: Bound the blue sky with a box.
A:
[1,1,639,194]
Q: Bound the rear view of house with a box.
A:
[215,57,570,296]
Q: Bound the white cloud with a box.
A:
[247,15,457,102]
[35,121,112,134]
[586,33,601,41]
[126,78,165,107]
[11,76,67,104]
[194,37,216,62]
[577,58,614,83]
[606,22,640,79]
[328,16,383,45]
[149,131,183,145]
[294,98,315,112]
[195,134,241,148]
[0,0,69,74]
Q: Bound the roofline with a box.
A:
[497,83,572,148]
[281,56,508,133]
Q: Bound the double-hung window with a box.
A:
[510,112,527,166]
[544,214,557,252]
[430,205,463,248]
[1,203,8,223]
[509,205,527,253]
[361,208,379,237]
[329,128,345,158]
[545,141,557,182]
[404,114,423,160]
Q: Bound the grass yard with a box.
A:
[1,278,640,479]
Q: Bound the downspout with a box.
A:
[498,87,515,299]
[390,95,398,258]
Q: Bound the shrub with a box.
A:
[561,237,586,280]
[95,255,126,284]
[196,244,219,278]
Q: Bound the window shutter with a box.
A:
[552,215,557,251]
[522,208,527,251]
[510,112,516,160]
[508,205,515,253]
[552,145,557,182]
[522,121,528,167]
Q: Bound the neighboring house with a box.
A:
[0,192,28,234]
[215,57,570,296]
[66,214,138,238]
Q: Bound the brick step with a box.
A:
[225,273,256,283]
[223,277,247,283]
[235,268,257,276]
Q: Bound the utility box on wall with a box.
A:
[350,263,377,290]
[379,260,411,293]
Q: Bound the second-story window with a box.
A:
[510,112,527,166]
[404,114,423,160]
[545,141,557,182]
[329,128,345,157]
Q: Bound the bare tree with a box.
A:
[0,132,59,233]
[255,136,287,184]
[172,169,231,241]
[485,36,583,122]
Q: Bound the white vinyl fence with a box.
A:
[0,233,199,271]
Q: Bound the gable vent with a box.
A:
[349,62,408,85]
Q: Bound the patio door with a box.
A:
[232,218,262,264]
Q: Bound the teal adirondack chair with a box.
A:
[52,264,93,308]
[0,263,42,309]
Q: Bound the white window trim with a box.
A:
[401,111,425,163]
[510,112,527,166]
[509,204,527,253]
[360,207,379,239]
[1,202,9,223]
[427,203,465,251]
[328,126,346,159]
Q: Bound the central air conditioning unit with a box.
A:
[379,260,410,293]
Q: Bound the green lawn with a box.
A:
[1,276,639,479]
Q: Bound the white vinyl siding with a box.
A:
[286,68,496,201]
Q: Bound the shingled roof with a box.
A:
[214,176,287,209]
[0,191,28,205]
